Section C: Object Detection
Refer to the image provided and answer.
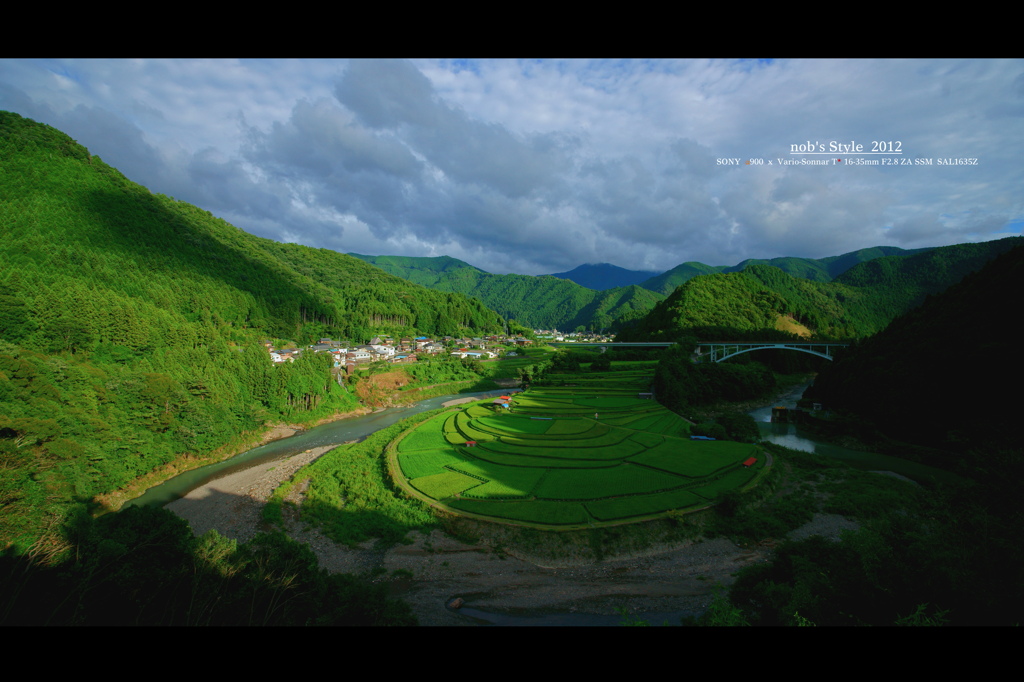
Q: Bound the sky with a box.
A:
[2,58,1022,276]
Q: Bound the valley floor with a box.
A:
[164,442,858,626]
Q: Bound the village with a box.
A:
[264,334,528,375]
[263,330,615,375]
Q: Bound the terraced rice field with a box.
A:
[392,368,766,529]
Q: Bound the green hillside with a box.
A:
[547,263,662,290]
[638,262,726,296]
[346,253,487,288]
[350,253,666,331]
[0,111,504,548]
[618,238,1024,342]
[637,246,932,296]
[619,265,873,341]
[350,245,947,332]
[809,243,1024,470]
[723,245,1024,627]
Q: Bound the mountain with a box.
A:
[0,111,506,547]
[349,253,666,331]
[618,237,1024,342]
[726,246,1024,627]
[346,253,487,288]
[351,239,1016,335]
[638,262,725,296]
[546,263,663,290]
[637,246,933,296]
[818,246,932,279]
[0,112,504,345]
[809,243,1024,467]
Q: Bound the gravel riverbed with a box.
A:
[165,442,860,626]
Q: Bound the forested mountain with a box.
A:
[352,246,944,331]
[637,261,726,296]
[346,253,488,288]
[618,237,1024,341]
[0,111,504,547]
[808,243,1024,474]
[350,253,666,331]
[637,246,932,296]
[721,245,1024,627]
[546,263,662,290]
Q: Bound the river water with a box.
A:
[749,381,957,485]
[131,380,950,626]
[125,389,517,509]
[135,379,942,508]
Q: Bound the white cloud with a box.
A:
[1,57,1021,276]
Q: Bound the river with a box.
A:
[748,381,958,485]
[136,379,939,508]
[135,380,946,627]
[125,389,518,509]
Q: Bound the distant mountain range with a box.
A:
[616,237,1024,341]
[635,247,935,295]
[348,253,663,331]
[348,244,958,332]
[547,263,663,290]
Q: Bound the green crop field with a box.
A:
[391,369,767,529]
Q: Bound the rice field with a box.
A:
[391,368,766,529]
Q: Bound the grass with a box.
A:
[390,367,768,529]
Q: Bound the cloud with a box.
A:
[336,59,573,200]
[1,58,1021,276]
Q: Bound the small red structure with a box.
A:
[743,457,757,468]
[465,441,477,447]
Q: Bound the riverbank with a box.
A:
[161,385,862,626]
[166,444,337,543]
[683,373,815,422]
[166,436,859,625]
[96,402,381,514]
[163,436,764,623]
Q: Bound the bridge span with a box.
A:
[695,342,848,362]
[548,341,849,362]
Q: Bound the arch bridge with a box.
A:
[695,342,848,363]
